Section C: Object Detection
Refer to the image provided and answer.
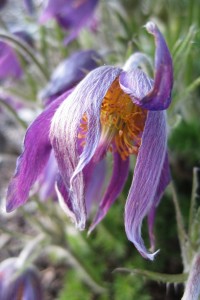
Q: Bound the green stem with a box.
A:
[170,182,189,268]
[114,268,188,284]
[46,244,107,295]
[0,98,27,129]
[0,32,49,81]
[189,167,200,237]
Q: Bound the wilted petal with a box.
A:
[89,151,130,233]
[125,111,167,260]
[147,153,171,251]
[50,66,122,229]
[6,91,71,212]
[120,22,173,111]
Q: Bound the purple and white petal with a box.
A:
[125,111,167,260]
[6,90,71,212]
[120,22,173,111]
[89,151,130,233]
[50,66,122,229]
[147,153,171,251]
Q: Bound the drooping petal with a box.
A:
[120,22,173,111]
[6,90,71,212]
[147,153,171,251]
[38,151,58,201]
[50,66,122,229]
[125,111,167,260]
[89,151,130,233]
[84,158,107,214]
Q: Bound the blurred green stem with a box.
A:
[170,182,189,268]
[46,244,107,295]
[0,98,27,129]
[189,167,200,238]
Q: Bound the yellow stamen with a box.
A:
[100,78,147,160]
[78,78,147,160]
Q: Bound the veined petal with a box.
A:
[50,66,122,229]
[120,22,173,111]
[6,90,71,212]
[89,151,130,233]
[147,153,171,251]
[125,111,167,260]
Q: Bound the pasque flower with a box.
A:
[40,0,99,44]
[6,22,173,260]
[0,258,42,300]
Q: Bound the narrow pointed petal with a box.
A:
[6,91,71,212]
[148,153,171,251]
[125,111,167,260]
[89,151,130,233]
[50,66,122,229]
[120,22,173,111]
[84,158,107,214]
[38,151,58,201]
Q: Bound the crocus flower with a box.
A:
[0,30,33,80]
[6,22,173,260]
[0,258,42,300]
[40,0,99,44]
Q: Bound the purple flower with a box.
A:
[40,0,99,44]
[0,30,33,80]
[0,258,42,300]
[40,49,102,104]
[0,0,7,10]
[6,22,173,260]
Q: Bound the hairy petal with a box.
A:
[125,111,167,260]
[147,153,171,251]
[50,66,122,229]
[6,91,71,212]
[89,151,130,233]
[120,22,173,111]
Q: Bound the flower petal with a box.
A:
[84,158,107,214]
[38,151,58,201]
[120,22,173,111]
[89,151,130,233]
[147,152,171,251]
[40,50,102,100]
[125,111,167,260]
[6,91,71,212]
[50,66,122,229]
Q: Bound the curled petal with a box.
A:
[120,22,173,111]
[147,153,171,251]
[125,111,167,260]
[50,66,122,229]
[89,151,130,233]
[6,91,71,212]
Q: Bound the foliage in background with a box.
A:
[1,0,200,299]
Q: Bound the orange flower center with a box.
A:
[78,78,147,160]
